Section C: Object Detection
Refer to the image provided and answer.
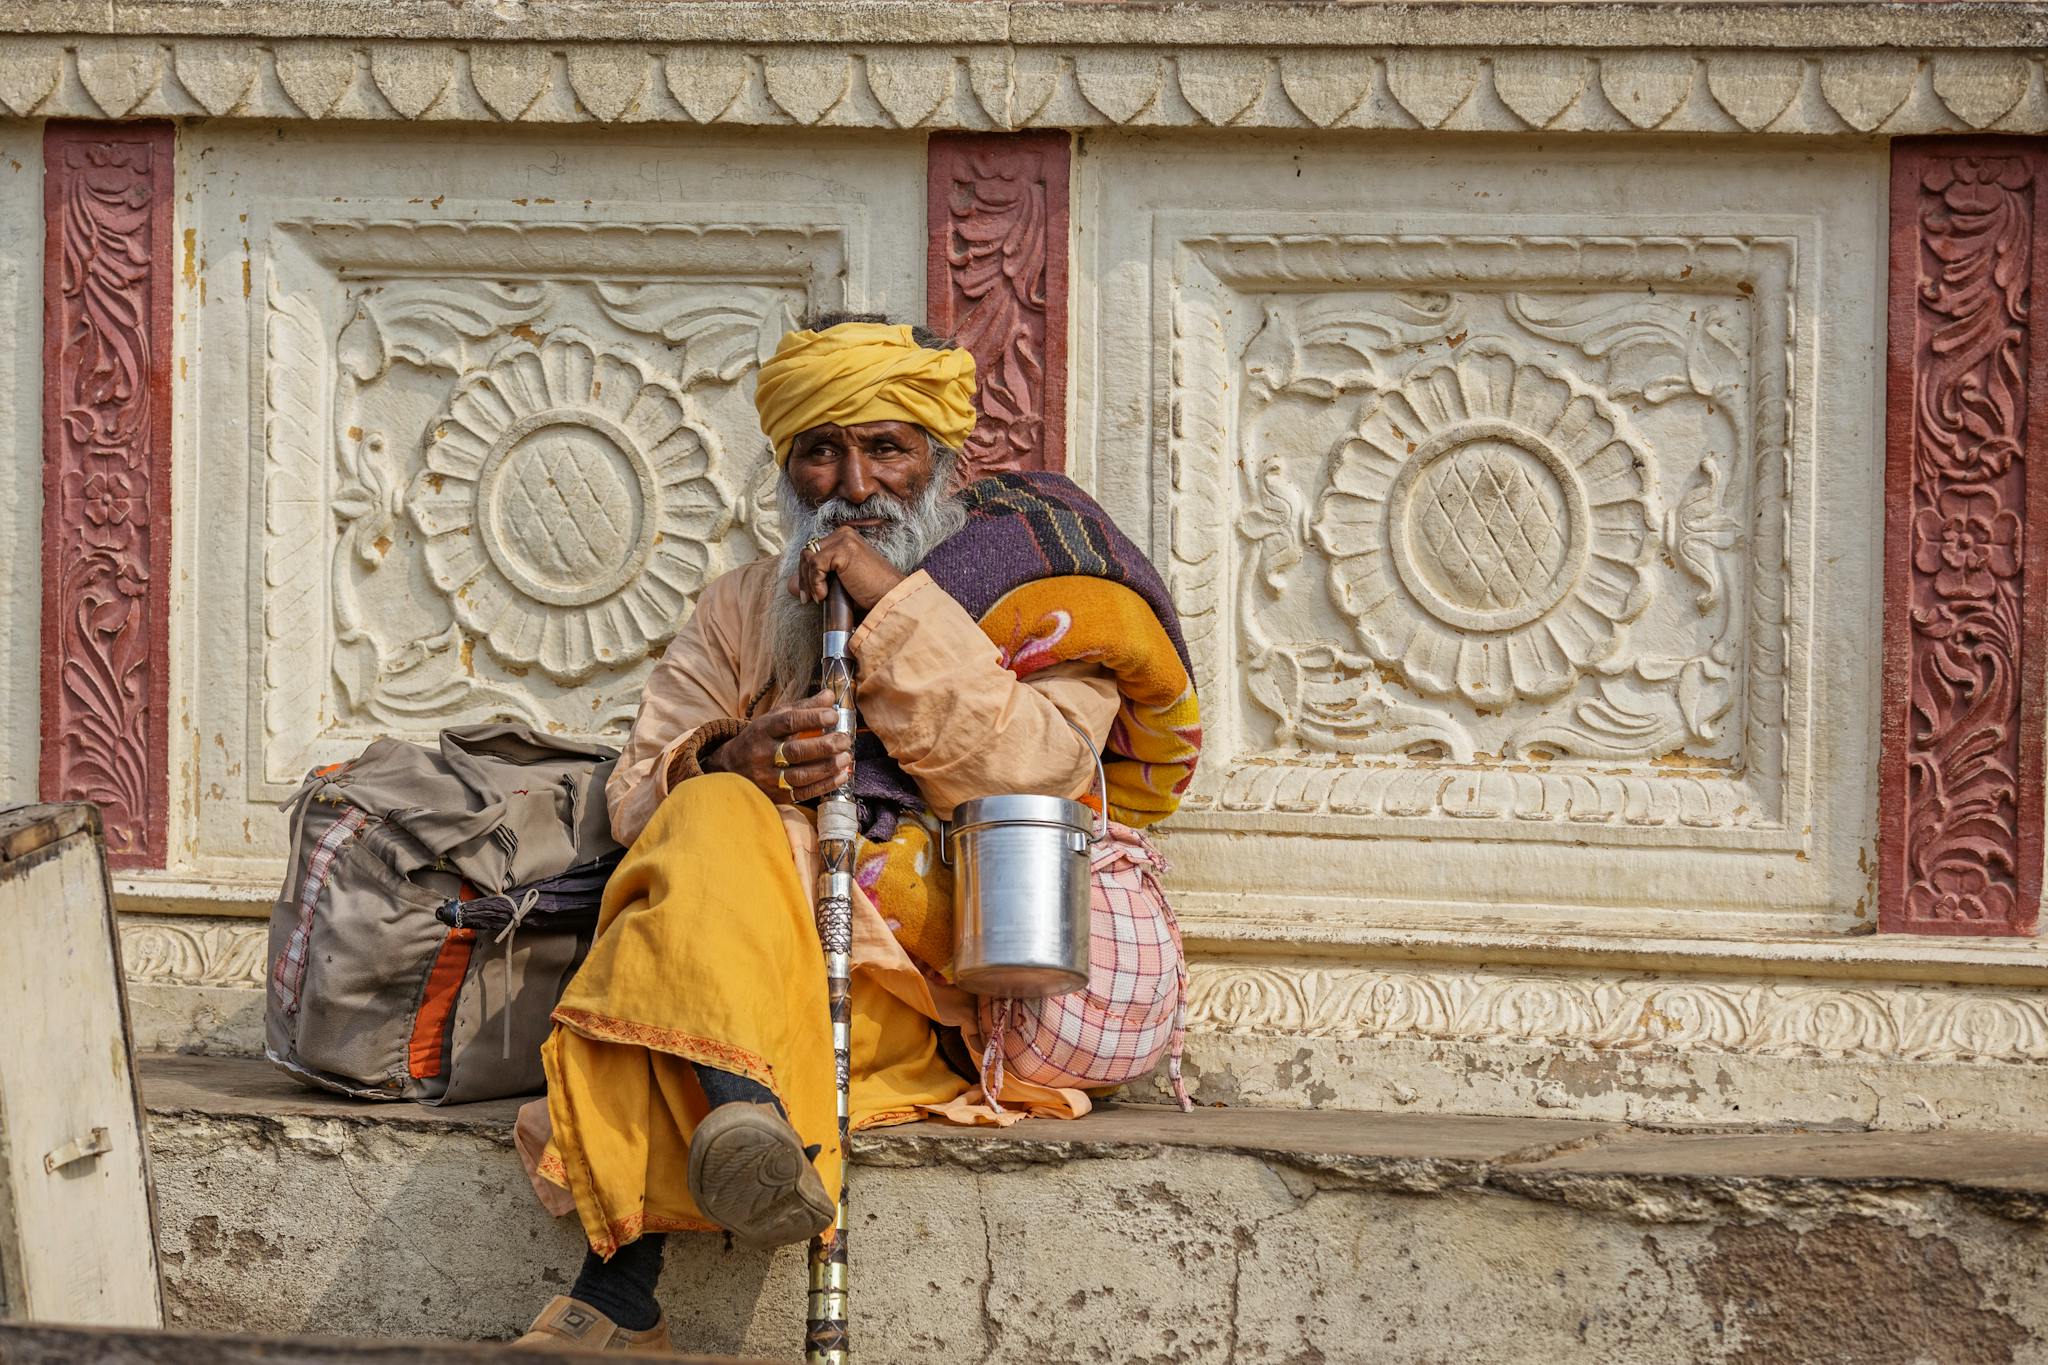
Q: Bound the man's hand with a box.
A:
[704,690,852,804]
[790,527,906,610]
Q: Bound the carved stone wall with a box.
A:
[40,123,174,868]
[927,132,1068,476]
[1883,139,2048,937]
[178,127,925,864]
[1084,137,1883,938]
[259,219,831,785]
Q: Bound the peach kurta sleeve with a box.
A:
[848,570,1120,819]
[606,564,763,848]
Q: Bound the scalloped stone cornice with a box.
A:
[2,2,2047,133]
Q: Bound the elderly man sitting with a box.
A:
[514,316,1199,1351]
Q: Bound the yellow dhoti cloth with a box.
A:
[535,773,970,1258]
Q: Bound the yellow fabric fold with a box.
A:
[753,322,977,462]
[539,772,970,1257]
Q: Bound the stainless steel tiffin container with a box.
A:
[944,733,1107,999]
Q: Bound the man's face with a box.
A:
[784,420,935,529]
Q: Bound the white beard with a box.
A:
[767,449,967,698]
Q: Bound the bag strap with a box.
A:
[492,888,541,1058]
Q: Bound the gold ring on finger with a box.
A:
[806,536,825,555]
[773,740,790,769]
[777,769,794,796]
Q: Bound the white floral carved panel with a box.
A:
[1164,230,1804,851]
[258,214,847,787]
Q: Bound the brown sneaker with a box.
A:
[515,1295,672,1354]
[686,1101,834,1248]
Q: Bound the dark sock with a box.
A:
[693,1061,781,1114]
[568,1233,666,1332]
[693,1063,814,1156]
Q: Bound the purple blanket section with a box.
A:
[851,471,1190,839]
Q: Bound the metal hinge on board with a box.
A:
[43,1127,110,1175]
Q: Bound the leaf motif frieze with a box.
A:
[5,37,2046,137]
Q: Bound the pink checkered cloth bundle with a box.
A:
[977,822,1193,1113]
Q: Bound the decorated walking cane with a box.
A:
[806,576,856,1364]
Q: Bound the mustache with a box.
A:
[806,494,913,534]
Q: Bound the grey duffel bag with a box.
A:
[263,723,620,1105]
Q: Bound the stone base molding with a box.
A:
[1161,955,2048,1130]
[1184,959,2048,1069]
[4,21,2048,135]
[122,913,2048,1128]
[121,917,268,990]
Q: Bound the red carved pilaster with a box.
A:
[40,123,176,869]
[1882,138,2048,935]
[927,132,1071,477]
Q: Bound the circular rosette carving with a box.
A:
[1312,349,1656,705]
[409,334,729,681]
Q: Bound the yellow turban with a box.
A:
[753,322,977,463]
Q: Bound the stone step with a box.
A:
[0,1321,750,1364]
[141,1055,2048,1365]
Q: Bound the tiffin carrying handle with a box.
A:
[1057,713,1110,844]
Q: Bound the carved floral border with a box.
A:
[1882,138,2048,936]
[1185,960,2048,1066]
[1162,226,1804,846]
[927,132,1069,477]
[40,123,175,869]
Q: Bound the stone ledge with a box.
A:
[0,1322,752,1364]
[138,1053,2048,1215]
[140,1053,2048,1361]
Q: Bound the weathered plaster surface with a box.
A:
[0,123,40,807]
[145,1055,2048,1364]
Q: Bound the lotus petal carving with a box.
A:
[1313,348,1657,706]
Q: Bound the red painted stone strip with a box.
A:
[40,123,176,870]
[927,131,1071,477]
[1881,138,2048,935]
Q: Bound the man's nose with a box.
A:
[836,452,877,505]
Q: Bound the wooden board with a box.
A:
[0,804,162,1325]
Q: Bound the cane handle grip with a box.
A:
[824,578,853,636]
